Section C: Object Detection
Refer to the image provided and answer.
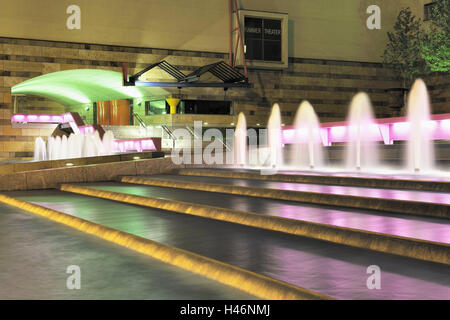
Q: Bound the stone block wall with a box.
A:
[0,37,448,159]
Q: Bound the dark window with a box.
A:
[183,100,231,115]
[424,1,449,21]
[245,17,282,62]
[244,17,263,60]
[424,2,436,21]
[249,110,255,115]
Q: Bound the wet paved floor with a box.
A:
[0,203,254,299]
[80,181,450,244]
[8,189,450,300]
[153,174,450,205]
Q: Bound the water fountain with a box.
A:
[61,135,68,160]
[267,103,283,168]
[34,130,116,161]
[53,136,62,160]
[82,133,97,158]
[67,134,76,159]
[33,137,47,161]
[407,79,434,173]
[102,130,115,156]
[234,112,247,166]
[46,136,54,160]
[221,79,446,175]
[30,79,445,175]
[346,92,379,171]
[74,133,84,158]
[290,101,324,170]
[93,130,105,155]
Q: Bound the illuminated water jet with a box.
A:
[290,101,324,170]
[346,93,379,171]
[267,104,283,168]
[33,137,47,161]
[35,130,116,161]
[234,112,247,166]
[407,79,434,173]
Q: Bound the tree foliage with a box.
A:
[382,8,427,88]
[421,0,450,72]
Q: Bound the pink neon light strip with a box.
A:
[11,113,74,124]
[12,113,158,152]
[112,138,156,152]
[282,113,450,146]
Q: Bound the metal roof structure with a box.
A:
[123,60,252,89]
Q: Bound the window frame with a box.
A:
[237,9,289,69]
[424,2,436,21]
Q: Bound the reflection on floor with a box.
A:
[3,167,449,300]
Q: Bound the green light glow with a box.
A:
[12,69,168,105]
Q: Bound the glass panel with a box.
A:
[246,39,263,60]
[244,17,263,39]
[264,40,281,61]
[245,17,263,60]
[263,19,281,41]
[245,16,282,62]
[146,100,167,115]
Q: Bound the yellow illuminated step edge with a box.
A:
[0,194,331,300]
[119,176,450,219]
[61,183,450,266]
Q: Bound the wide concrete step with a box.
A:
[55,183,450,265]
[6,189,449,299]
[0,193,327,300]
[119,175,450,219]
[173,168,450,192]
[156,173,450,206]
[0,202,255,299]
[63,181,450,244]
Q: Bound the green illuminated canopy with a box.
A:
[11,69,169,105]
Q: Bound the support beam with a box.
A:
[229,0,248,78]
[135,81,252,88]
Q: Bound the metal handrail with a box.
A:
[162,125,177,140]
[185,126,201,140]
[186,125,230,151]
[132,113,147,128]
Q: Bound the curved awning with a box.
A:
[11,69,169,105]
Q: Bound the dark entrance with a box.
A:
[182,100,232,115]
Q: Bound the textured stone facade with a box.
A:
[0,37,449,159]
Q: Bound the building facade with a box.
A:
[0,0,448,158]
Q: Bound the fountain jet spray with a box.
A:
[34,129,116,161]
[234,112,247,167]
[407,79,434,173]
[291,100,324,170]
[33,137,47,161]
[267,103,283,168]
[346,92,379,171]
